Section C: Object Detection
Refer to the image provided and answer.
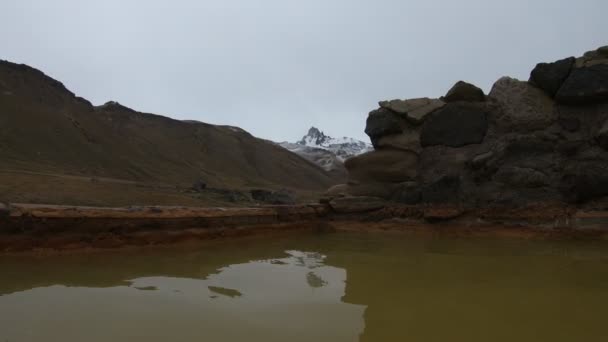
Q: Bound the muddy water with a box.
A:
[1,232,608,342]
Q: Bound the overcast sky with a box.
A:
[1,0,606,142]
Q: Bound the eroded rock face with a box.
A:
[376,129,421,154]
[329,46,608,208]
[444,81,485,102]
[420,103,488,147]
[345,149,418,183]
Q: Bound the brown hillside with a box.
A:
[0,60,340,206]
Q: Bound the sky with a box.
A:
[1,0,606,142]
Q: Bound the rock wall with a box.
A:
[327,46,608,208]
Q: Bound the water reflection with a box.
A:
[2,233,608,342]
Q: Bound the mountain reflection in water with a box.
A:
[2,232,608,342]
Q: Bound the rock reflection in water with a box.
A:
[2,233,608,342]
[0,240,365,342]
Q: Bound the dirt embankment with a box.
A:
[2,202,608,253]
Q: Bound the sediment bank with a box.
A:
[2,202,608,253]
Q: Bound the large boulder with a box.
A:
[379,98,445,124]
[328,196,386,213]
[365,108,404,143]
[529,57,575,97]
[420,103,488,147]
[345,149,418,183]
[489,77,556,132]
[443,81,485,102]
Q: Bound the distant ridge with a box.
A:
[0,59,341,205]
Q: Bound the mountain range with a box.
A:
[279,127,372,178]
[0,60,342,206]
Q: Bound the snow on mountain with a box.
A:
[278,127,373,177]
[295,127,373,161]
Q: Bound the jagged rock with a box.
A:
[529,57,575,97]
[365,108,404,143]
[556,64,608,104]
[391,182,421,204]
[345,149,418,183]
[489,77,555,132]
[376,129,422,154]
[444,81,485,102]
[250,189,295,205]
[421,175,461,204]
[420,103,488,147]
[379,98,445,124]
[328,196,386,213]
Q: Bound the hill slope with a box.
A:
[0,60,339,205]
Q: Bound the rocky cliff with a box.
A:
[325,46,608,210]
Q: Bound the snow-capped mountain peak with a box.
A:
[295,127,372,161]
[277,127,372,177]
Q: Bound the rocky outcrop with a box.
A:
[324,46,608,208]
[529,57,575,97]
[443,81,486,102]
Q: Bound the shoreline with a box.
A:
[2,202,608,253]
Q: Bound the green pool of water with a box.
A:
[1,232,608,341]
